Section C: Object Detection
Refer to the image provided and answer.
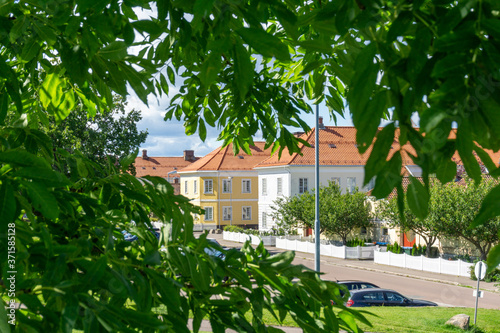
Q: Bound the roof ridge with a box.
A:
[215,145,230,170]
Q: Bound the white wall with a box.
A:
[257,166,367,230]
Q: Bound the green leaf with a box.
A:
[12,167,70,187]
[40,73,63,109]
[456,123,482,183]
[364,123,396,185]
[237,28,290,61]
[348,44,379,119]
[486,244,500,274]
[0,150,48,167]
[198,118,207,141]
[0,182,16,226]
[234,41,254,100]
[0,298,10,333]
[355,91,387,153]
[99,41,128,60]
[471,184,500,228]
[199,52,221,88]
[406,176,429,220]
[20,37,41,62]
[431,53,468,78]
[23,181,59,220]
[61,296,78,333]
[33,20,57,45]
[167,66,176,85]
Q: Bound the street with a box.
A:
[210,233,500,309]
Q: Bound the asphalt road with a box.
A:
[209,233,500,310]
[291,253,500,309]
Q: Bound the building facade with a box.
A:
[179,143,272,229]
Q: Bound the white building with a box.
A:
[254,120,413,231]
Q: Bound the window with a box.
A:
[360,227,367,235]
[277,177,283,195]
[331,177,341,187]
[262,212,267,229]
[242,179,251,193]
[223,207,232,221]
[347,177,356,194]
[204,207,213,221]
[385,292,405,302]
[193,180,198,194]
[184,181,188,194]
[204,179,213,194]
[364,177,376,192]
[382,228,388,236]
[262,178,267,195]
[299,178,308,194]
[242,207,251,220]
[222,179,232,193]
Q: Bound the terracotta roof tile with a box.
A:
[180,142,272,172]
[134,156,199,178]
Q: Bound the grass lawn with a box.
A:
[252,307,500,333]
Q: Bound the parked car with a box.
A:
[337,280,379,295]
[346,288,438,307]
[205,239,227,260]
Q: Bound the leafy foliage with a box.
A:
[0,1,373,331]
[46,95,148,172]
[271,181,372,244]
[380,178,500,260]
[427,178,500,260]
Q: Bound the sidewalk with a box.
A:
[207,232,499,293]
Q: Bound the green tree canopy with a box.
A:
[428,178,500,260]
[379,178,500,259]
[379,191,441,257]
[46,95,148,171]
[272,181,372,244]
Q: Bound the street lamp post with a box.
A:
[228,176,233,226]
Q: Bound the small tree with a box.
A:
[272,181,371,244]
[321,183,372,245]
[379,195,440,257]
[428,178,500,260]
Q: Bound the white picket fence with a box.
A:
[374,250,474,277]
[223,231,276,246]
[275,237,376,260]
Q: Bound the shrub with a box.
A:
[470,262,500,282]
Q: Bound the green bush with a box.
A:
[470,263,500,282]
[223,225,244,233]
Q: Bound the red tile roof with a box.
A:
[256,127,414,167]
[134,156,198,178]
[180,142,273,172]
[255,126,500,170]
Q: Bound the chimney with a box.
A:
[142,149,148,159]
[184,150,195,161]
[318,116,325,129]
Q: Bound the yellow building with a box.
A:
[179,142,272,230]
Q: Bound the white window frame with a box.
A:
[204,179,213,194]
[347,177,356,194]
[184,180,188,194]
[242,206,251,220]
[262,212,267,229]
[277,177,283,195]
[222,179,232,193]
[242,179,251,193]
[193,180,198,194]
[299,178,308,194]
[223,206,232,221]
[331,177,341,187]
[262,178,267,195]
[204,207,213,221]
